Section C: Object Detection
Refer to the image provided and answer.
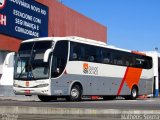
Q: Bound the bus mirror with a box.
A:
[44,49,52,62]
[5,52,15,66]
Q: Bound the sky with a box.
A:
[61,0,160,52]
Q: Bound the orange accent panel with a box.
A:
[131,51,146,56]
[125,67,142,89]
[83,63,88,70]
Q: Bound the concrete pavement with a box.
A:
[0,97,160,119]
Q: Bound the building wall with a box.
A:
[36,0,107,42]
[0,0,107,52]
[0,35,21,52]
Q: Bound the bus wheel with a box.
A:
[66,85,82,101]
[131,86,138,100]
[38,95,57,102]
[125,86,138,100]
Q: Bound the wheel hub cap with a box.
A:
[71,89,79,98]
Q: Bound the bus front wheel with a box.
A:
[66,85,82,101]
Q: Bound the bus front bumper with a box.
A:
[13,87,50,96]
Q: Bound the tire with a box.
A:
[103,96,116,100]
[66,85,82,102]
[131,86,138,100]
[125,86,138,100]
[38,95,57,102]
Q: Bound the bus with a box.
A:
[13,36,153,101]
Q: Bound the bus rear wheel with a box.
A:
[125,86,138,100]
[66,85,82,102]
[38,95,57,102]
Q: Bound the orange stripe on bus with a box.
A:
[125,67,142,89]
[117,67,142,96]
[131,51,146,56]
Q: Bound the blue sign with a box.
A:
[0,0,48,40]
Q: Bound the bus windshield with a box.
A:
[14,41,53,80]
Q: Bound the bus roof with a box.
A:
[22,36,137,53]
[22,36,106,45]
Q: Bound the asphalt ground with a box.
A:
[0,97,160,120]
[0,97,160,110]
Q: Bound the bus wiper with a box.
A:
[28,42,37,80]
[18,64,26,79]
[28,64,37,80]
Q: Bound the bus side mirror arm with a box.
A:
[44,49,52,62]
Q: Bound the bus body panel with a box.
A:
[50,60,153,96]
[50,74,153,96]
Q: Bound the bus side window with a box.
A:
[103,58,110,64]
[124,53,134,67]
[134,55,144,68]
[146,57,152,69]
[51,41,68,78]
[95,47,102,63]
[70,42,82,61]
[84,45,97,63]
[112,52,123,65]
[117,58,123,65]
[126,61,130,66]
[141,56,152,69]
[102,48,111,64]
[88,56,95,62]
[133,55,152,69]
[72,53,78,60]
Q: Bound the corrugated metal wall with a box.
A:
[37,0,107,42]
[0,0,107,52]
[0,35,21,51]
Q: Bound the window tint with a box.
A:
[51,41,68,78]
[112,51,123,65]
[134,55,152,69]
[102,48,112,64]
[124,53,134,67]
[70,42,84,61]
[19,41,52,51]
[145,57,152,69]
[70,42,101,63]
[84,45,101,63]
[69,41,152,69]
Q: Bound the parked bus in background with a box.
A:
[13,36,153,102]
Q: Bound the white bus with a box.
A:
[13,36,153,101]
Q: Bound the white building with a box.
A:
[0,52,15,96]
